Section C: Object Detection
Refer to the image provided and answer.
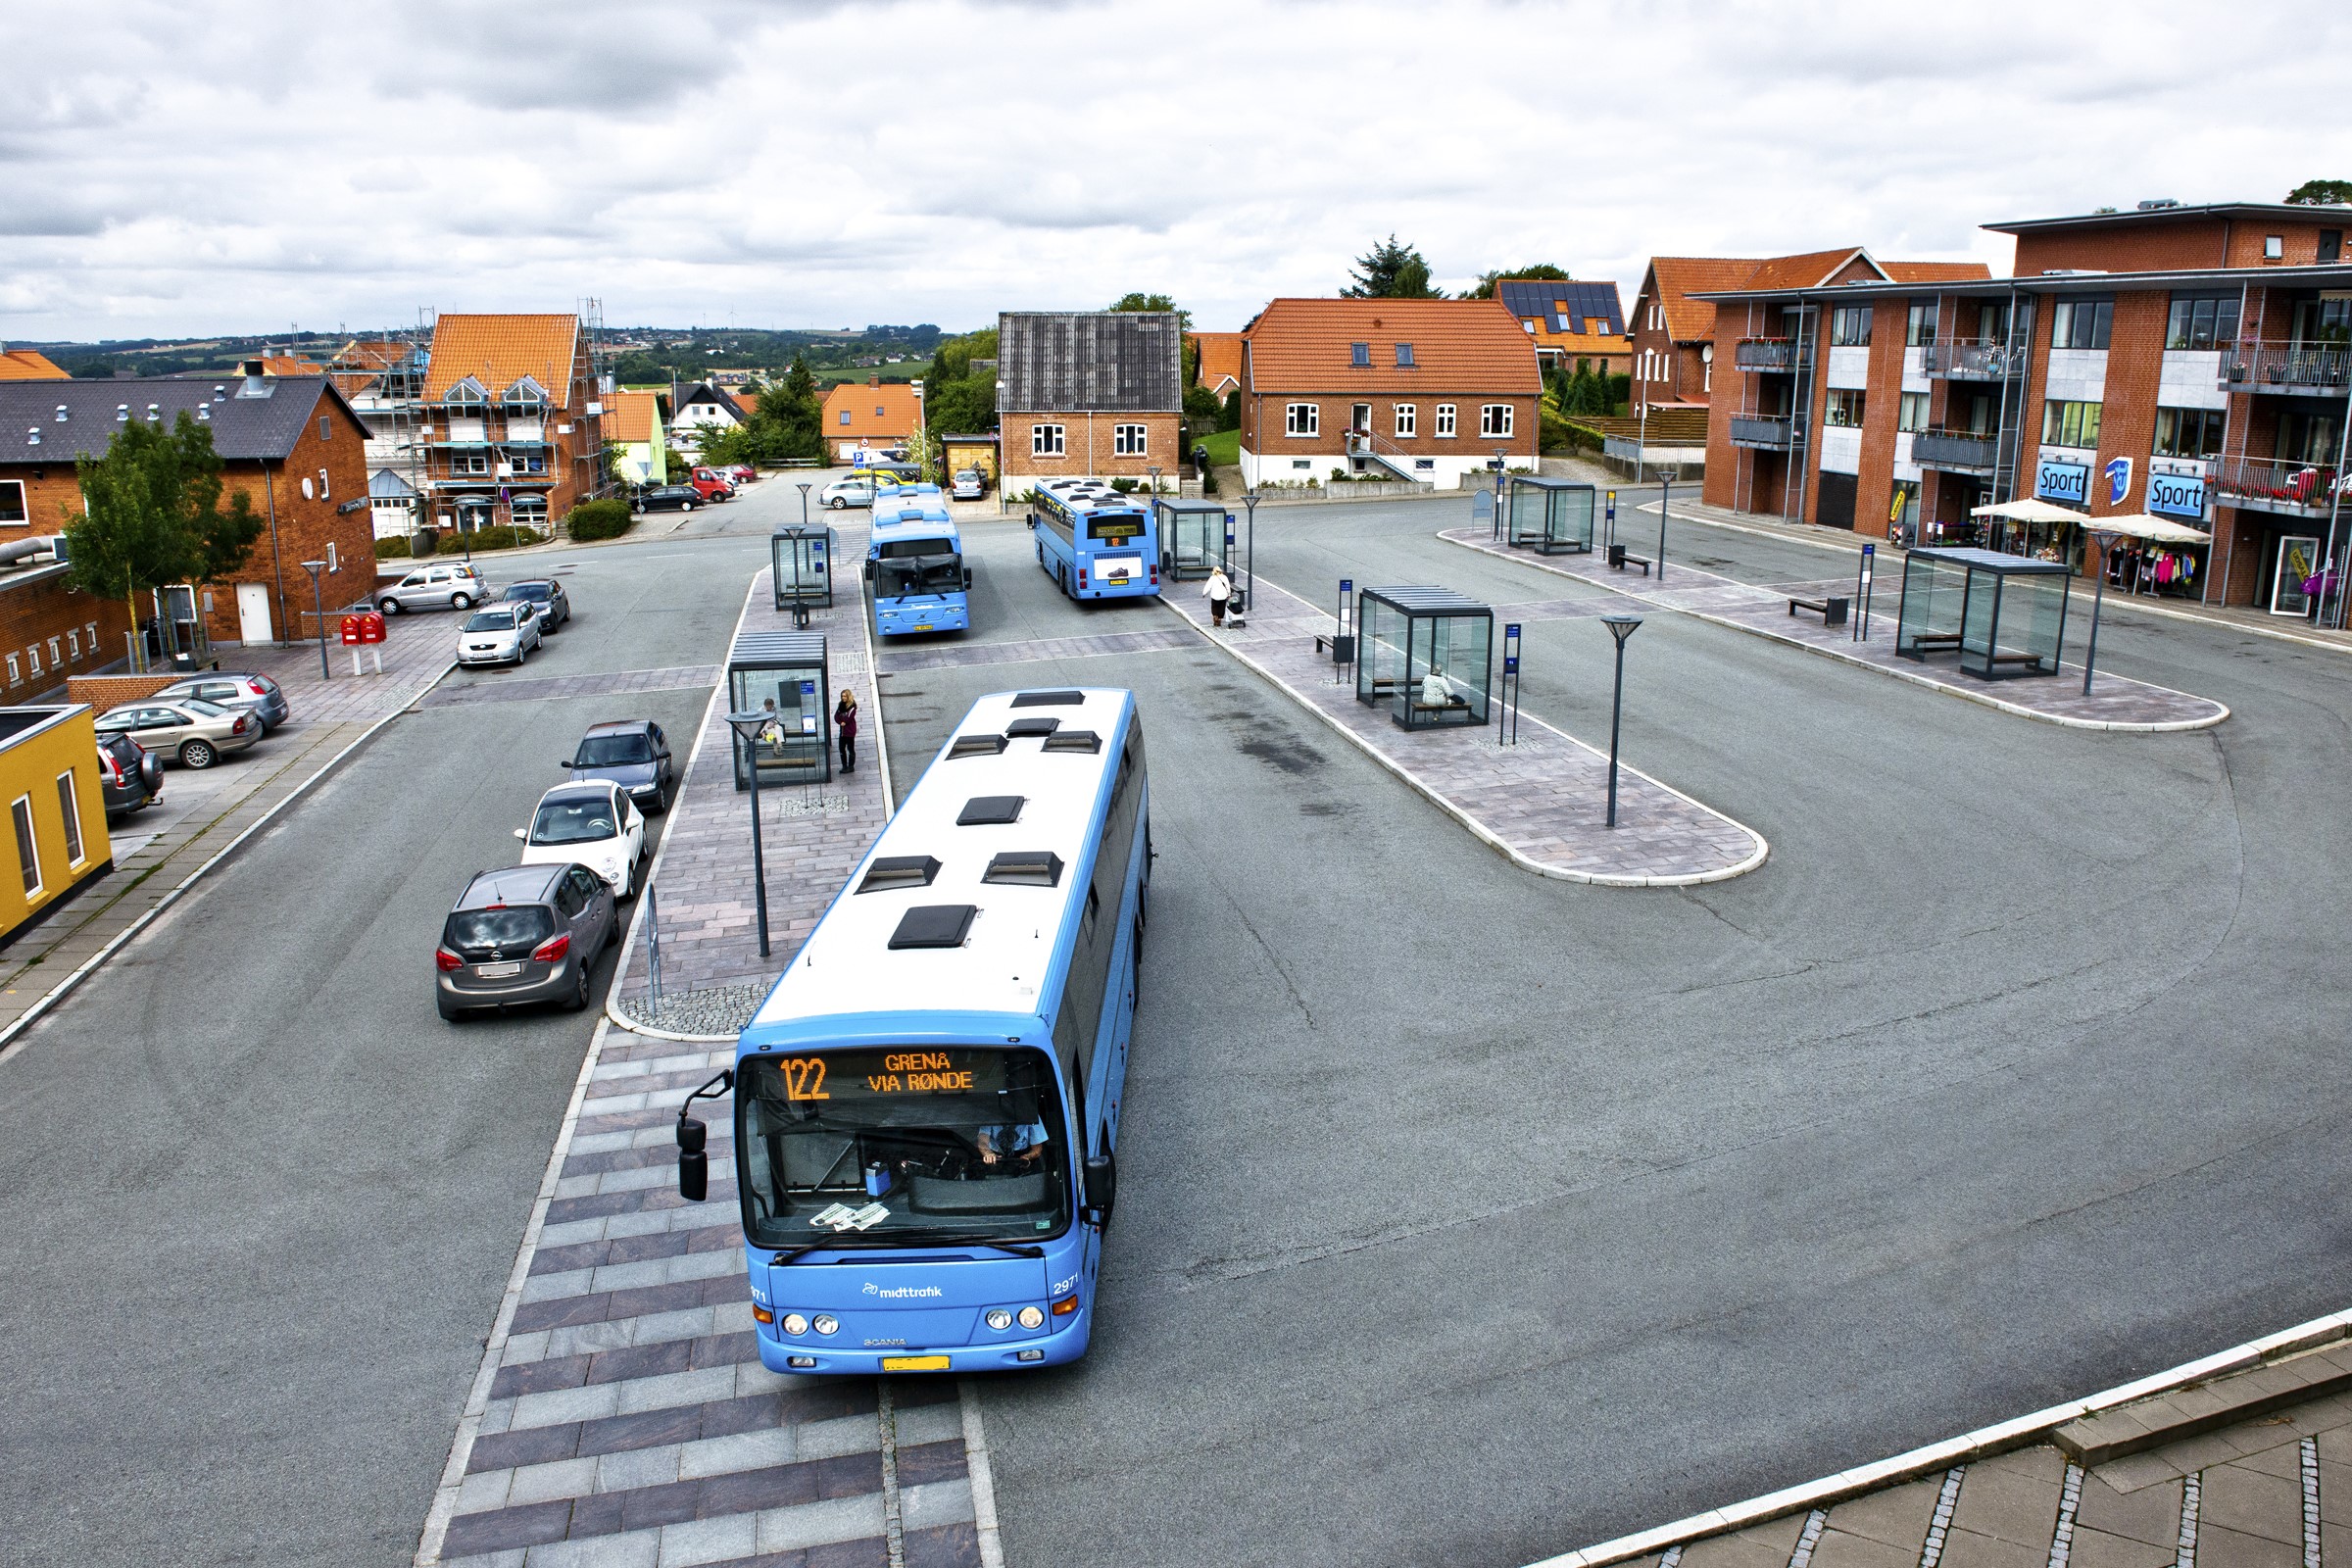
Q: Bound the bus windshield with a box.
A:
[737,1046,1069,1249]
[873,538,962,597]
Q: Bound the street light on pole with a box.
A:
[2081,526,2125,696]
[796,482,812,528]
[1241,491,1260,616]
[1600,614,1642,828]
[1147,464,1161,499]
[721,710,775,957]
[299,560,331,682]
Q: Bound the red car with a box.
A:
[685,467,738,503]
[725,464,758,484]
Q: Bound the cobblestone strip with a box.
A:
[1163,574,1768,887]
[1439,527,2230,733]
[2045,1461,2082,1568]
[2174,1469,2200,1568]
[2301,1437,2321,1568]
[1919,1467,1966,1568]
[1786,1508,1828,1567]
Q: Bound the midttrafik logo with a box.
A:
[861,1282,945,1299]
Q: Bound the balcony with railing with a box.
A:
[1911,427,2000,472]
[2216,341,2352,395]
[1920,339,2024,379]
[1730,416,1793,451]
[2210,456,2347,516]
[1735,338,1797,372]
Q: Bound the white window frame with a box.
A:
[1032,422,1066,457]
[1284,403,1319,438]
[26,646,40,678]
[1480,404,1514,439]
[1113,423,1147,457]
[56,771,82,867]
[46,636,60,666]
[326,542,340,573]
[12,794,39,898]
[66,629,78,660]
[83,621,95,649]
[318,467,330,500]
[1435,404,1457,439]
[5,654,18,687]
[1394,404,1417,438]
[0,478,26,526]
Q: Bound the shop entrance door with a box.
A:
[235,583,273,645]
[2272,535,2322,615]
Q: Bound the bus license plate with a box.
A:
[913,623,933,632]
[476,961,522,978]
[881,1355,951,1372]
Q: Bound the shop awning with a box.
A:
[1970,499,2088,525]
[2082,513,2212,544]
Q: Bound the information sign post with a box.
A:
[1854,543,1875,643]
[1499,623,1522,748]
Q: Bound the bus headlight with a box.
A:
[1016,1305,1045,1330]
[985,1309,1013,1332]
[781,1312,809,1336]
[812,1314,839,1336]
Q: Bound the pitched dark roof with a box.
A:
[1496,280,1626,337]
[674,381,745,419]
[0,374,346,465]
[998,312,1182,414]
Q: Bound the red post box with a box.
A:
[340,613,366,646]
[358,611,387,645]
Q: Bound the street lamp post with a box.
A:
[1241,491,1260,614]
[1147,465,1161,499]
[722,710,775,957]
[2081,527,2125,696]
[1657,475,1670,582]
[1600,614,1642,827]
[797,482,812,528]
[299,560,331,681]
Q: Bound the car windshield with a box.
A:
[505,584,553,602]
[531,796,617,844]
[737,1047,1070,1249]
[574,733,653,765]
[874,537,961,597]
[179,699,232,717]
[465,610,517,632]
[445,905,556,955]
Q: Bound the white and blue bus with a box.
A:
[674,686,1150,1375]
[1029,477,1160,602]
[866,486,972,636]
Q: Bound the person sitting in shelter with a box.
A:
[1419,664,1452,708]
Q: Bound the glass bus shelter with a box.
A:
[1895,547,2070,680]
[1505,475,1596,555]
[1154,499,1232,580]
[771,525,837,610]
[727,629,832,787]
[1354,586,1494,730]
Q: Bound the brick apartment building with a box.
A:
[819,376,922,462]
[1237,298,1540,489]
[0,365,374,657]
[1695,201,2352,614]
[997,312,1182,490]
[417,314,608,534]
[1496,279,1631,376]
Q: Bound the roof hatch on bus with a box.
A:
[948,733,1009,760]
[1004,715,1061,738]
[983,851,1064,888]
[957,795,1024,826]
[1011,690,1085,708]
[887,905,977,950]
[1041,729,1102,754]
[857,856,941,894]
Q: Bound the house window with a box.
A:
[318,415,332,442]
[2153,407,2227,460]
[1826,390,1867,428]
[1648,304,1663,331]
[1898,392,1930,432]
[1905,301,1938,347]
[13,796,38,897]
[874,405,885,416]
[1830,307,1873,347]
[1350,342,1370,368]
[1113,423,1147,456]
[1395,343,1415,368]
[2265,234,2284,260]
[26,646,40,677]
[1285,403,1319,437]
[2042,399,2103,449]
[839,410,852,425]
[67,629,78,660]
[1479,405,1514,438]
[56,772,82,866]
[0,480,25,524]
[2165,294,2241,350]
[455,454,489,475]
[1435,404,1456,438]
[2052,299,2114,350]
[326,542,340,573]
[46,637,60,666]
[1032,423,1065,457]
[4,655,17,686]
[84,621,95,649]
[318,467,330,500]
[1395,404,1417,438]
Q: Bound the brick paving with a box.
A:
[423,663,720,710]
[1441,528,2230,733]
[1162,578,1768,886]
[424,1031,983,1568]
[874,627,1195,674]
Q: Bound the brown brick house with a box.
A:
[1238,297,1540,490]
[997,312,1182,491]
[0,365,374,652]
[1495,279,1631,376]
[418,313,608,534]
[819,376,922,461]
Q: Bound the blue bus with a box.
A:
[673,686,1150,1374]
[1029,477,1160,601]
[866,486,972,635]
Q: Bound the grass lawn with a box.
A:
[1195,427,1240,466]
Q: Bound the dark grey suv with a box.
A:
[435,862,616,1020]
[564,719,676,812]
[97,733,163,816]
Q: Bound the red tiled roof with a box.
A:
[1742,248,1877,291]
[1646,253,1996,337]
[1643,259,1764,343]
[1190,332,1246,394]
[1883,260,1995,283]
[0,350,69,381]
[422,314,583,408]
[606,388,661,445]
[820,380,920,439]
[1242,298,1540,394]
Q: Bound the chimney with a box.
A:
[869,373,880,386]
[237,358,271,398]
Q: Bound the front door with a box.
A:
[2273,536,2324,615]
[235,583,273,645]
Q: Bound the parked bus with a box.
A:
[866,486,972,635]
[1029,477,1160,602]
[673,686,1150,1375]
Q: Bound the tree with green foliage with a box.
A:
[66,413,262,644]
[1108,292,1192,332]
[704,355,826,466]
[1461,264,1571,300]
[921,327,1002,439]
[2286,179,2352,206]
[1343,235,1441,299]
[1221,386,1242,431]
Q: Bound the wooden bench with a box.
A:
[1607,543,1652,575]
[1787,595,1848,627]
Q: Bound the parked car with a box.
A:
[951,468,987,501]
[96,732,163,816]
[456,604,542,666]
[514,781,648,897]
[92,698,260,770]
[564,719,677,813]
[820,476,877,510]
[151,670,290,733]
[379,562,490,614]
[685,467,738,502]
[724,464,759,485]
[435,861,617,1020]
[502,579,571,633]
[634,485,702,514]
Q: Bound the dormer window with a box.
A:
[116,405,129,422]
[146,404,161,421]
[54,406,66,422]
[1350,342,1371,368]
[444,378,487,410]
[502,377,548,412]
[1395,343,1415,368]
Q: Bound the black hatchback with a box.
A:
[634,485,702,514]
[435,862,616,1020]
[502,579,571,632]
[564,718,676,812]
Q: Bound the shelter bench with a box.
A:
[1607,543,1653,575]
[1906,632,1962,653]
[1787,595,1849,627]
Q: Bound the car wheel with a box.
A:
[829,497,846,510]
[452,592,474,611]
[564,960,592,1012]
[179,739,217,769]
[378,597,402,614]
[679,500,693,513]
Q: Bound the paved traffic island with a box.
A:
[1160,577,1768,887]
[1440,525,2230,733]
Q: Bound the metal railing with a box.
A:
[2210,456,2348,514]
[1735,338,1797,371]
[2217,341,2352,394]
[1920,339,2025,379]
[1910,428,2001,471]
[1730,416,1793,450]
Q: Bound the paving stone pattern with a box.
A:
[432,1032,981,1568]
[1441,528,2230,732]
[874,627,1195,674]
[1162,579,1767,886]
[424,664,721,709]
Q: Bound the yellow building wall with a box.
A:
[942,439,999,481]
[0,706,113,944]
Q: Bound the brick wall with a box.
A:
[2087,293,2169,526]
[1853,308,1909,534]
[999,413,1182,487]
[2015,215,2343,276]
[68,672,175,709]
[0,570,132,700]
[201,388,375,646]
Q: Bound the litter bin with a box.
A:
[1607,543,1627,568]
[1823,596,1849,627]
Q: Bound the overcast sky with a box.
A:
[6,0,2349,343]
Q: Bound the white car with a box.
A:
[514,781,648,898]
[379,561,490,613]
[457,604,542,666]
[820,477,876,510]
[950,469,986,501]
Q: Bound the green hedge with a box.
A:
[374,537,411,561]
[567,499,633,542]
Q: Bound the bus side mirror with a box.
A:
[1083,1152,1117,1226]
[1026,514,1037,529]
[862,561,874,582]
[963,566,973,590]
[677,1117,708,1201]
